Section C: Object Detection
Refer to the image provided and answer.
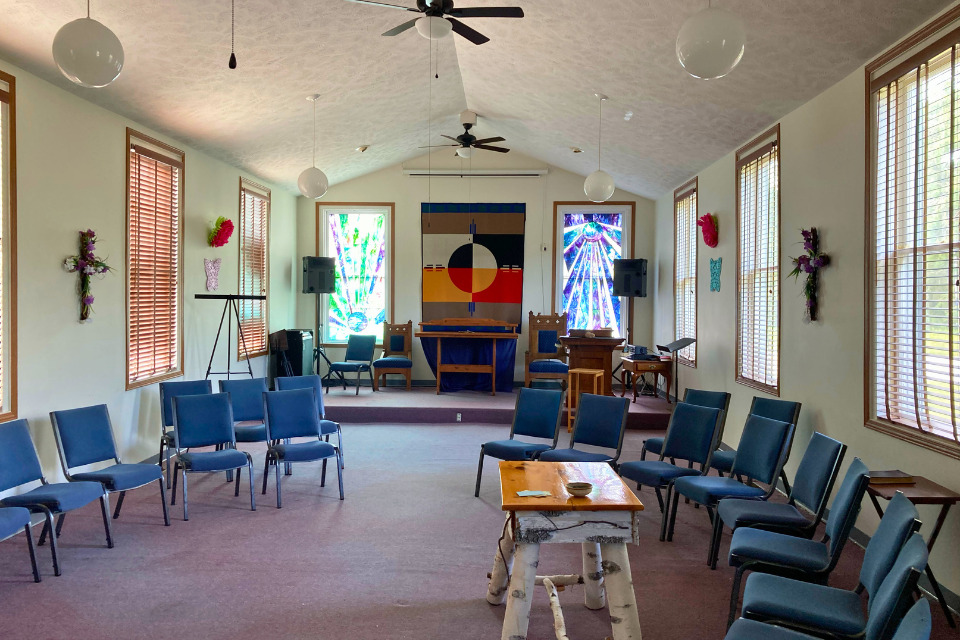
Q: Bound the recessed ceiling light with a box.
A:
[355,145,369,153]
[624,111,633,121]
[571,147,583,154]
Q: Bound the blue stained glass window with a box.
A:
[324,210,387,343]
[561,212,623,337]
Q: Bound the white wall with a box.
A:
[2,57,298,473]
[294,150,656,382]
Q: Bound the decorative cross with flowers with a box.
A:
[63,229,112,323]
[788,227,830,321]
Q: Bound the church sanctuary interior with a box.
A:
[2,1,960,638]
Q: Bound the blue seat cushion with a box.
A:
[330,362,370,372]
[319,420,339,436]
[719,499,812,531]
[0,507,31,538]
[712,449,736,472]
[179,449,249,472]
[235,421,267,443]
[729,527,830,571]
[619,460,701,487]
[529,359,569,374]
[644,437,664,455]
[539,448,612,463]
[274,441,337,462]
[482,440,552,461]
[73,463,162,492]
[374,357,412,369]
[2,481,103,512]
[672,475,766,505]
[742,573,865,636]
[725,618,819,640]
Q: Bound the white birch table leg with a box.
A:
[599,542,642,640]
[487,515,516,605]
[542,578,571,640]
[501,542,540,640]
[582,541,606,610]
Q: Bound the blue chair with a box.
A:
[170,393,255,520]
[640,388,731,461]
[524,312,568,389]
[725,458,871,627]
[218,377,268,443]
[741,531,928,640]
[373,321,413,391]
[276,374,344,469]
[0,507,40,582]
[158,379,213,488]
[711,397,801,480]
[665,414,795,552]
[711,432,846,569]
[619,401,724,512]
[0,419,112,576]
[475,388,564,497]
[50,404,169,527]
[537,394,630,466]
[328,334,376,395]
[262,388,343,507]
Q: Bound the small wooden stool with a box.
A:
[567,368,603,432]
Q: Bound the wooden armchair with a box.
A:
[373,321,413,391]
[524,312,569,388]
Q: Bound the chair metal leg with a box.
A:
[275,455,282,508]
[728,565,748,628]
[262,453,271,495]
[55,514,65,538]
[247,458,256,511]
[285,438,292,475]
[338,427,344,469]
[38,519,49,547]
[654,486,664,512]
[709,510,723,569]
[41,509,60,576]
[475,448,485,497]
[170,461,180,505]
[336,452,344,500]
[234,466,242,496]
[112,491,126,519]
[158,437,168,488]
[659,484,674,542]
[181,468,189,521]
[24,523,40,582]
[667,486,681,542]
[99,495,114,549]
[321,458,327,487]
[367,367,374,391]
[158,478,170,526]
[355,370,362,395]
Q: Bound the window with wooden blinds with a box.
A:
[0,70,17,420]
[674,178,698,366]
[238,178,269,359]
[736,125,780,395]
[867,12,960,456]
[126,129,183,388]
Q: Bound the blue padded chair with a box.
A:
[262,388,343,507]
[665,414,795,552]
[373,321,413,391]
[619,402,724,512]
[725,458,871,626]
[538,394,630,466]
[0,419,113,576]
[712,397,802,480]
[50,404,169,527]
[0,507,40,582]
[329,334,377,395]
[741,531,928,640]
[218,377,268,443]
[170,393,255,520]
[710,432,847,569]
[640,388,731,462]
[475,387,564,497]
[158,379,212,488]
[524,312,569,389]
[276,375,343,469]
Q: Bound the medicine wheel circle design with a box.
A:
[448,242,498,293]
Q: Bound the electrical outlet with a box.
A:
[456,412,462,422]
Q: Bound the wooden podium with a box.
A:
[558,335,625,396]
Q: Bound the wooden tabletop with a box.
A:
[867,475,960,505]
[499,461,645,512]
[415,331,519,339]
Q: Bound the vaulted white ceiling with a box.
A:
[0,0,953,199]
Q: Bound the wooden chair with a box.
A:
[373,321,413,391]
[524,312,569,388]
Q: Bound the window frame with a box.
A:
[0,69,17,422]
[674,177,698,367]
[237,177,270,360]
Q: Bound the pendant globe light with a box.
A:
[676,1,745,80]
[298,94,329,200]
[584,94,615,203]
[52,0,124,88]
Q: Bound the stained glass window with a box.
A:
[561,211,623,337]
[323,208,388,343]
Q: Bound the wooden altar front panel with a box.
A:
[558,336,625,396]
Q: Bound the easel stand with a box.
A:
[196,294,266,380]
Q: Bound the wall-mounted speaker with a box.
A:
[302,256,336,294]
[613,258,647,298]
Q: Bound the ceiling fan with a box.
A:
[421,119,509,158]
[344,0,524,45]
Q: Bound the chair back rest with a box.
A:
[682,388,732,441]
[383,321,413,357]
[864,534,928,640]
[572,394,629,453]
[345,334,377,362]
[159,379,213,428]
[824,458,869,557]
[173,393,236,449]
[218,378,268,422]
[50,404,118,469]
[511,388,563,441]
[528,312,567,359]
[0,419,43,491]
[263,389,322,441]
[276,375,325,418]
[750,396,802,425]
[661,402,723,465]
[861,492,920,598]
[790,432,846,514]
[891,598,932,640]
[730,415,795,485]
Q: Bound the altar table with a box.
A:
[416,319,519,395]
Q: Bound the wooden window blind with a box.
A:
[238,178,269,359]
[674,179,698,365]
[126,130,183,388]
[736,126,780,395]
[0,71,16,420]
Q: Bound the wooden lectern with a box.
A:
[558,335,625,396]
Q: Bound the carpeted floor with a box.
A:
[0,424,952,640]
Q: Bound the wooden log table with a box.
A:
[486,461,645,640]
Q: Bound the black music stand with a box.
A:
[196,294,267,379]
[655,337,696,402]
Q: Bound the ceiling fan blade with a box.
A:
[473,136,505,145]
[343,0,419,11]
[474,144,510,153]
[418,144,459,148]
[448,18,490,45]
[382,19,419,36]
[448,7,524,18]
[441,134,460,142]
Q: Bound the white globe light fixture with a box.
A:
[456,146,474,159]
[676,5,746,80]
[52,2,124,88]
[583,93,615,203]
[415,16,452,40]
[298,95,329,200]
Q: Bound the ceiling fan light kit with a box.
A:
[676,5,746,80]
[415,15,452,39]
[52,1,124,88]
[298,94,329,200]
[347,0,523,45]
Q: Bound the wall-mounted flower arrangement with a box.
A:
[698,213,719,248]
[208,216,234,248]
[62,229,112,323]
[788,227,830,321]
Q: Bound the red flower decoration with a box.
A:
[698,213,719,248]
[208,217,234,248]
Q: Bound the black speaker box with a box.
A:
[613,258,648,298]
[302,256,336,294]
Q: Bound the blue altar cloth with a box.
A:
[419,324,517,393]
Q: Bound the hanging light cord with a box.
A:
[228,0,237,69]
[87,0,90,18]
[312,98,317,168]
[597,97,603,171]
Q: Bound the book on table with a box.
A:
[868,470,916,485]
